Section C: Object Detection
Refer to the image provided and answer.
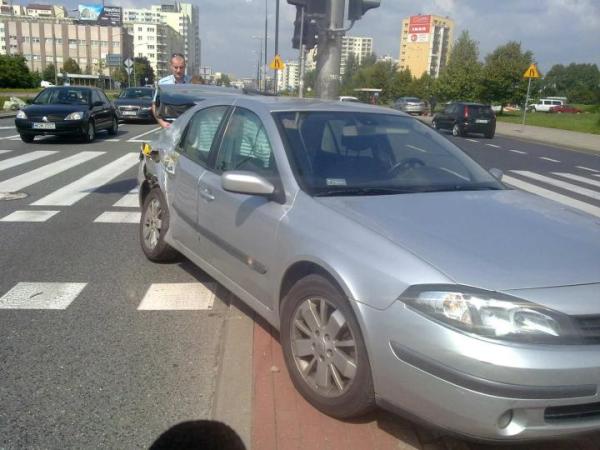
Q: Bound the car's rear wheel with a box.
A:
[108,116,118,135]
[280,274,375,419]
[20,133,34,143]
[140,188,179,262]
[452,123,463,137]
[484,128,495,139]
[83,120,96,143]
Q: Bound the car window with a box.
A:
[179,106,229,166]
[92,90,103,105]
[119,88,154,99]
[275,111,504,196]
[99,91,110,104]
[33,88,90,105]
[215,108,278,178]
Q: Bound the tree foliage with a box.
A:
[435,31,483,102]
[542,63,600,104]
[133,57,155,86]
[0,55,36,88]
[42,63,57,83]
[63,57,81,74]
[216,73,231,87]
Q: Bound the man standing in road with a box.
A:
[152,53,191,128]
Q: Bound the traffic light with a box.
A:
[291,3,319,50]
[347,0,381,21]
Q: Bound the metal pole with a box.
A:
[298,6,305,98]
[264,0,268,92]
[315,0,345,99]
[521,77,532,128]
[274,0,280,95]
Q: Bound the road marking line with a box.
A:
[104,139,121,142]
[127,127,161,142]
[539,157,560,163]
[137,283,215,310]
[0,126,15,130]
[1,134,20,140]
[509,149,527,154]
[465,139,479,143]
[127,139,147,143]
[405,144,427,153]
[31,153,139,206]
[113,188,139,208]
[0,150,57,172]
[0,210,60,222]
[0,151,103,192]
[94,211,141,223]
[504,175,600,217]
[512,171,600,201]
[0,282,86,309]
[577,166,600,173]
[485,143,500,148]
[552,173,600,188]
[0,150,12,155]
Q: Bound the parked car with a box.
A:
[338,96,361,102]
[15,86,118,143]
[432,102,496,138]
[113,87,156,122]
[528,98,565,112]
[392,97,428,115]
[138,95,600,441]
[549,104,583,114]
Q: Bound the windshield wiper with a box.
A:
[313,187,415,197]
[424,184,503,193]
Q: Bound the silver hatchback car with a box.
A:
[138,96,600,441]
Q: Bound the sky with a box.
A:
[56,0,600,78]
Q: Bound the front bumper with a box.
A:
[355,300,600,441]
[117,108,153,121]
[15,118,86,136]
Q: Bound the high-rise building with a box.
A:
[124,2,199,75]
[277,60,300,92]
[398,14,454,78]
[306,35,373,75]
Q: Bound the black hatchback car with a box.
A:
[432,102,496,138]
[15,86,118,143]
[113,87,155,122]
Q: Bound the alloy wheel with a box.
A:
[143,197,163,251]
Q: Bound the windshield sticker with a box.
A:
[326,178,347,186]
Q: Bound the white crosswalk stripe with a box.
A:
[552,173,600,188]
[31,153,139,206]
[0,150,57,172]
[0,150,12,155]
[0,210,60,222]
[0,151,103,192]
[511,170,600,201]
[0,282,87,309]
[94,211,141,223]
[138,283,215,310]
[127,127,161,142]
[113,187,139,208]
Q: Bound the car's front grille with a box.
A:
[118,106,140,112]
[545,402,600,423]
[28,114,66,122]
[573,315,600,344]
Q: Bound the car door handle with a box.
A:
[199,188,215,202]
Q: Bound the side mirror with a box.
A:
[222,171,275,197]
[489,168,503,181]
[93,101,104,107]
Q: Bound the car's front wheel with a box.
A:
[108,116,118,135]
[140,188,179,262]
[20,133,34,143]
[83,120,96,143]
[280,274,375,419]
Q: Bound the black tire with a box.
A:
[139,188,179,262]
[484,128,495,139]
[83,120,96,143]
[20,133,34,143]
[108,116,118,135]
[280,274,375,419]
[452,123,463,137]
[432,119,439,130]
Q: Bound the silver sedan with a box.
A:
[137,95,600,441]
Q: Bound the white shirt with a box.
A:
[158,74,192,85]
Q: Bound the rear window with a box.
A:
[467,105,493,117]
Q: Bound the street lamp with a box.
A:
[252,35,264,91]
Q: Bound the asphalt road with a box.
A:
[0,116,598,449]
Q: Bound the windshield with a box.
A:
[119,88,154,99]
[33,88,90,105]
[274,112,504,196]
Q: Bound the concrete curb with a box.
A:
[212,294,255,450]
[0,111,17,119]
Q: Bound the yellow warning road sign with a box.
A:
[523,63,541,79]
[269,54,285,71]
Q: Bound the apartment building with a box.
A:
[277,60,300,92]
[306,35,373,75]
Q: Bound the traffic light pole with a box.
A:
[315,0,345,100]
[298,6,306,98]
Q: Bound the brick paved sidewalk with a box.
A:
[250,318,599,450]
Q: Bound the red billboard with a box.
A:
[409,15,431,34]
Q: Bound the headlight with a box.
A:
[141,106,152,111]
[65,112,84,120]
[400,285,578,344]
[16,110,27,119]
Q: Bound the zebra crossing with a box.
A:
[0,125,161,143]
[0,281,216,311]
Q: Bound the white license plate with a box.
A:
[475,119,489,124]
[33,122,56,129]
[122,111,137,116]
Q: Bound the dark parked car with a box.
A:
[432,102,496,138]
[113,87,156,122]
[15,86,118,143]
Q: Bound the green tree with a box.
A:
[30,71,42,88]
[42,63,57,83]
[303,69,317,95]
[341,52,360,94]
[63,57,81,74]
[435,31,483,102]
[216,73,231,87]
[133,57,155,86]
[0,55,34,88]
[408,72,435,103]
[543,63,600,104]
[479,41,533,113]
[388,68,413,101]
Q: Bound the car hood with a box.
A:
[113,98,152,107]
[24,104,90,115]
[317,189,600,291]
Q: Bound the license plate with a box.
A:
[33,122,56,129]
[122,111,137,116]
[475,119,489,124]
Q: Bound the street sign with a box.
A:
[523,63,541,79]
[269,54,285,71]
[125,67,133,75]
[124,58,133,68]
[106,54,121,67]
